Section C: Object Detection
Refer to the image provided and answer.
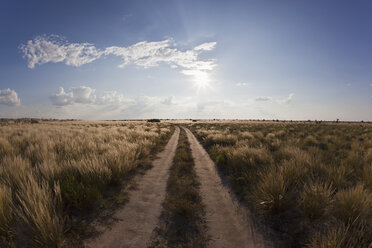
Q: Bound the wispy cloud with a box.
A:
[278,93,294,104]
[20,35,217,79]
[0,89,21,106]
[161,96,174,105]
[193,42,217,51]
[50,86,129,107]
[236,82,249,86]
[254,96,272,101]
[20,35,103,69]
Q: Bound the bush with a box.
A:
[60,173,102,211]
[147,119,160,123]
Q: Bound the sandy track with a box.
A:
[183,127,269,248]
[86,127,180,248]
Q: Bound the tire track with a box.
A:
[86,127,180,248]
[183,127,270,248]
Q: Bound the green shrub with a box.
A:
[60,173,102,211]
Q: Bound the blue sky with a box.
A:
[0,0,371,120]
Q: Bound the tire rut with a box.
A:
[85,127,180,248]
[183,127,270,248]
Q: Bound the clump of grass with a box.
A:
[299,181,334,220]
[205,133,237,147]
[362,163,372,191]
[307,221,370,248]
[279,158,307,189]
[0,138,13,162]
[0,184,13,244]
[304,135,318,147]
[16,175,64,248]
[326,164,353,189]
[253,167,292,215]
[0,156,31,191]
[332,185,372,225]
[230,146,272,168]
[365,148,372,163]
[240,131,254,140]
[150,128,207,248]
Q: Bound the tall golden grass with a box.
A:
[0,120,171,247]
[190,121,372,247]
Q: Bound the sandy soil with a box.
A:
[183,127,271,248]
[85,127,180,248]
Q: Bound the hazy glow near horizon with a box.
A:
[0,0,371,120]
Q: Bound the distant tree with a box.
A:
[147,119,160,123]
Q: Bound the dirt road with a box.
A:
[183,127,269,248]
[86,127,180,248]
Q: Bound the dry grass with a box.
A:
[0,120,171,247]
[0,184,13,243]
[149,128,207,248]
[190,121,372,247]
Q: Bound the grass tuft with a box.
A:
[300,181,334,220]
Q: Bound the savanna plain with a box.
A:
[0,119,371,248]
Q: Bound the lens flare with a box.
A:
[193,71,210,90]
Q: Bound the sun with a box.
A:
[193,71,210,90]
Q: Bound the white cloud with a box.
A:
[161,96,174,105]
[20,35,217,79]
[196,100,228,112]
[0,89,21,106]
[70,86,96,104]
[104,40,217,75]
[20,35,103,68]
[236,82,249,86]
[96,91,127,105]
[103,40,171,68]
[194,42,217,51]
[49,87,73,106]
[50,86,128,106]
[254,96,272,101]
[278,93,294,104]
